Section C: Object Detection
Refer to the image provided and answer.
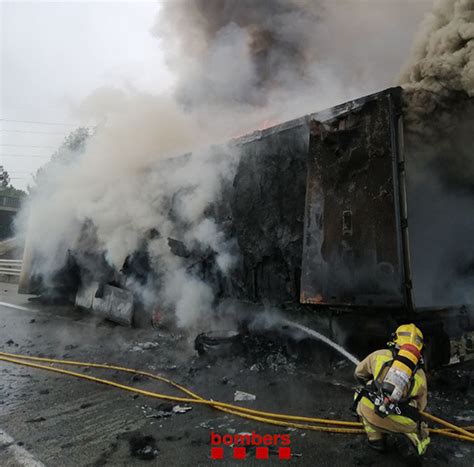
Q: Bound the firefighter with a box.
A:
[353,323,430,456]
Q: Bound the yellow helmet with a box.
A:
[393,323,424,351]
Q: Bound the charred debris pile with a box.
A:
[20,87,474,365]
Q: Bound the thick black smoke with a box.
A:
[153,0,321,107]
[399,0,474,189]
[399,0,474,306]
[20,0,459,328]
[153,0,433,137]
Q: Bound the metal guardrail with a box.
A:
[0,196,22,210]
[0,259,22,276]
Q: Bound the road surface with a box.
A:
[0,284,472,466]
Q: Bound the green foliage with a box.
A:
[0,185,27,198]
[51,127,90,163]
[0,166,25,199]
[30,127,92,193]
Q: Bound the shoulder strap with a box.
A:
[374,348,420,402]
[373,358,392,390]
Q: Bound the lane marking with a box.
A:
[0,300,90,327]
[0,428,45,467]
[0,301,33,312]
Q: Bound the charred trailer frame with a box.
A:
[231,87,473,310]
[227,87,473,365]
[231,88,411,308]
[18,87,473,365]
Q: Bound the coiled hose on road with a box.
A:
[0,351,473,443]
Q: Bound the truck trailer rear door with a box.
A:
[300,88,411,308]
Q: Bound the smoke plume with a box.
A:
[153,0,321,108]
[17,1,439,327]
[154,0,430,129]
[398,0,474,306]
[399,0,474,122]
[399,0,474,187]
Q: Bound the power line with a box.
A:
[0,129,66,135]
[2,105,66,111]
[1,154,50,158]
[0,118,78,126]
[1,144,56,149]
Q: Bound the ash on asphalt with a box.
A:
[127,433,159,460]
[0,298,473,466]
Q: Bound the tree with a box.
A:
[0,185,26,198]
[0,166,11,188]
[50,127,91,163]
[0,167,26,198]
[30,127,92,193]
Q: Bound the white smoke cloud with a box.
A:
[17,0,437,328]
[398,0,474,306]
[17,86,241,328]
[154,0,432,129]
[397,0,474,186]
[399,0,474,132]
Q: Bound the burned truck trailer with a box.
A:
[235,88,408,307]
[233,87,473,309]
[20,87,474,364]
[229,87,473,364]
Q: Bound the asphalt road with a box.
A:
[0,284,473,466]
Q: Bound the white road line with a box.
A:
[0,428,45,467]
[0,301,33,312]
[0,299,89,327]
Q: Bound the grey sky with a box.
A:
[1,0,434,191]
[1,0,170,190]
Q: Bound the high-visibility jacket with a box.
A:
[354,349,427,433]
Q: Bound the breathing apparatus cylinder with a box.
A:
[381,343,421,402]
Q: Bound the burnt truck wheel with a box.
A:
[194,330,242,357]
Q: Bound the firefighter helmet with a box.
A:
[393,323,424,351]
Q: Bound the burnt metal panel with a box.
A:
[93,284,134,326]
[230,122,309,303]
[300,88,407,306]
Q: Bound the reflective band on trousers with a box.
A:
[360,396,416,427]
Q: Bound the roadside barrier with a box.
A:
[0,259,22,277]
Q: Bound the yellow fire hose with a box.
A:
[0,351,473,443]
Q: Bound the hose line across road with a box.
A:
[0,351,473,443]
